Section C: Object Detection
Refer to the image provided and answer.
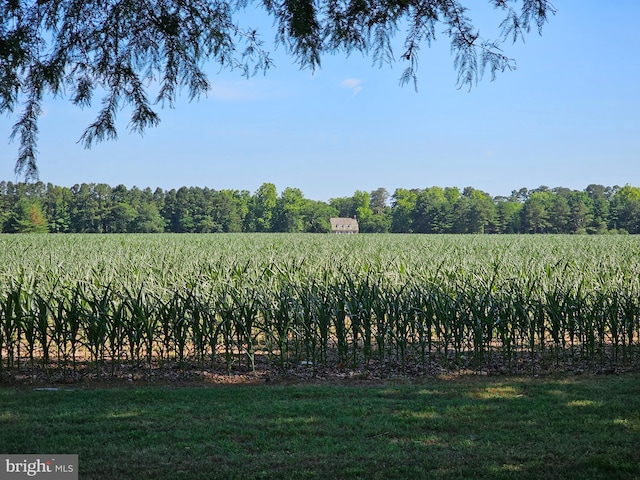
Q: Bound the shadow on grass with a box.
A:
[1,374,639,479]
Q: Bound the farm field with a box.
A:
[1,234,639,382]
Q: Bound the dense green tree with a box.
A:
[302,200,338,233]
[494,197,522,234]
[109,185,136,232]
[567,191,592,234]
[0,182,14,231]
[246,183,278,232]
[510,188,530,203]
[274,187,306,232]
[413,187,457,233]
[454,187,495,233]
[521,191,553,234]
[233,190,251,232]
[43,183,71,233]
[173,186,220,232]
[132,203,166,233]
[549,190,571,233]
[111,203,138,232]
[365,187,392,233]
[93,183,112,232]
[352,191,375,232]
[329,196,357,219]
[364,212,392,233]
[174,187,196,232]
[611,185,640,234]
[192,188,218,233]
[586,184,611,234]
[0,180,635,235]
[211,190,246,232]
[162,189,180,232]
[152,187,166,213]
[370,188,389,215]
[4,198,48,233]
[391,188,418,233]
[69,183,101,232]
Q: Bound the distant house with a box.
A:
[330,217,359,234]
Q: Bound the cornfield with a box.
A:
[1,233,639,380]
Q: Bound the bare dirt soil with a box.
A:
[2,347,637,389]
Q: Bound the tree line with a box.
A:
[1,181,639,234]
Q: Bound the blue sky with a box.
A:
[1,0,639,202]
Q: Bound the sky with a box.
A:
[1,0,639,202]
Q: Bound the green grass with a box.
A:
[2,374,639,479]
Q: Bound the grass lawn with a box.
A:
[1,374,639,479]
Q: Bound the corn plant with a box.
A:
[1,233,639,378]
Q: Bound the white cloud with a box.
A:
[340,78,363,96]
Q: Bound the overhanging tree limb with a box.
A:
[0,0,556,178]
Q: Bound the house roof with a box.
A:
[330,217,359,230]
